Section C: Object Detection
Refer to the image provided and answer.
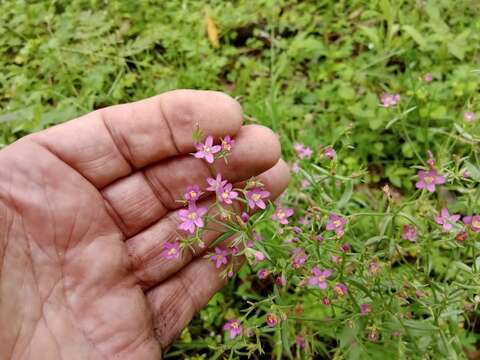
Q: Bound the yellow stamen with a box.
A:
[424,176,434,184]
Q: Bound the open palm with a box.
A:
[0,90,289,359]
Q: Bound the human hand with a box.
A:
[0,90,290,359]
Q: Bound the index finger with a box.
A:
[29,90,243,188]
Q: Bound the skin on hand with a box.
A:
[0,90,290,360]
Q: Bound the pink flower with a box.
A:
[402,224,417,242]
[217,182,238,204]
[272,206,294,225]
[341,243,351,253]
[308,266,332,289]
[206,173,227,192]
[292,226,302,234]
[381,93,401,108]
[291,248,307,269]
[194,135,221,163]
[464,111,477,122]
[296,334,306,348]
[331,255,342,264]
[221,136,235,152]
[463,215,480,232]
[275,275,286,286]
[322,297,331,305]
[367,328,379,342]
[258,268,269,279]
[326,213,347,237]
[324,147,336,160]
[291,162,301,173]
[178,203,208,233]
[253,231,263,242]
[315,234,324,242]
[368,261,380,275]
[333,283,348,297]
[298,216,310,226]
[360,303,371,315]
[266,313,278,327]
[246,188,270,210]
[223,319,242,339]
[161,241,181,260]
[184,185,203,202]
[254,251,266,262]
[435,208,460,233]
[240,212,250,223]
[415,169,445,192]
[415,289,425,298]
[301,179,310,188]
[423,73,433,82]
[426,150,435,168]
[210,247,229,268]
[294,143,313,159]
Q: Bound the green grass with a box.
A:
[1,0,479,359]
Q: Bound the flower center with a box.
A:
[231,322,239,329]
[277,210,285,219]
[189,191,197,198]
[472,219,480,228]
[222,191,229,199]
[334,220,342,227]
[252,193,261,201]
[168,248,177,255]
[318,275,325,282]
[203,145,211,153]
[188,212,198,220]
[424,176,434,184]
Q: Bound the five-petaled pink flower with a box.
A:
[333,283,348,297]
[415,169,445,192]
[272,206,294,225]
[435,208,460,233]
[184,185,203,202]
[246,188,270,210]
[402,224,417,242]
[308,266,332,289]
[381,93,401,108]
[464,111,477,122]
[294,143,313,159]
[161,241,181,260]
[324,147,336,160]
[463,215,480,232]
[194,135,221,163]
[223,319,242,339]
[210,247,229,268]
[221,136,235,152]
[206,173,227,192]
[178,202,208,233]
[217,182,238,204]
[326,213,347,237]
